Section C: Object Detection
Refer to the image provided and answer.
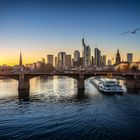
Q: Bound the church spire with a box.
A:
[19,51,24,72]
[115,49,121,65]
[19,51,22,66]
[117,48,119,54]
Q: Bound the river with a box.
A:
[0,76,140,140]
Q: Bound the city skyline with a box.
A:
[0,38,138,66]
[0,0,140,65]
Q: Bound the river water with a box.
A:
[0,76,140,140]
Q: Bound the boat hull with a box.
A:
[90,80,124,95]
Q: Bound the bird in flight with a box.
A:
[131,28,140,34]
[121,30,131,35]
[121,28,140,35]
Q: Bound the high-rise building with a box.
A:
[74,50,80,61]
[82,38,91,67]
[73,50,80,67]
[82,38,86,66]
[127,53,133,63]
[91,56,94,65]
[102,55,106,66]
[115,49,121,65]
[66,55,71,68]
[55,57,58,67]
[46,55,53,66]
[94,48,101,67]
[85,45,91,66]
[79,57,83,66]
[57,52,67,68]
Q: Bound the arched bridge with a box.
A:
[0,71,140,99]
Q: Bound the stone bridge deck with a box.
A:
[0,71,140,99]
[0,71,140,80]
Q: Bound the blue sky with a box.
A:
[0,0,140,64]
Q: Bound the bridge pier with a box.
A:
[125,80,140,93]
[77,72,85,91]
[18,74,30,99]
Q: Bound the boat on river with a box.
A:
[90,78,124,94]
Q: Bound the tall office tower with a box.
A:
[91,56,94,65]
[85,45,91,67]
[127,53,133,63]
[73,50,80,67]
[102,55,106,66]
[57,52,67,68]
[94,48,101,67]
[46,55,53,66]
[115,49,121,65]
[82,38,86,66]
[55,57,58,67]
[74,50,80,61]
[66,55,71,68]
[82,38,91,67]
[79,57,83,66]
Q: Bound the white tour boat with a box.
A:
[90,78,124,94]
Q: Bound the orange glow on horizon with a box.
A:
[0,49,139,66]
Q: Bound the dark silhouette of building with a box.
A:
[73,50,80,67]
[66,55,71,68]
[82,38,91,67]
[115,49,121,65]
[94,48,101,67]
[19,52,24,72]
[127,53,133,63]
[91,56,94,65]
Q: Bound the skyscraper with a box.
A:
[127,53,133,63]
[55,57,58,67]
[102,55,106,66]
[82,38,91,67]
[57,52,67,68]
[74,50,80,62]
[73,50,80,67]
[46,55,53,66]
[66,55,71,68]
[82,38,86,66]
[115,49,121,65]
[94,48,101,67]
[91,56,94,65]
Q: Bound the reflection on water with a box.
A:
[0,76,139,100]
[0,79,18,98]
[30,76,78,102]
[0,76,140,140]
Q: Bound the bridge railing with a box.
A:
[0,71,140,75]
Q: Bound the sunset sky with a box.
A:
[0,0,140,65]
